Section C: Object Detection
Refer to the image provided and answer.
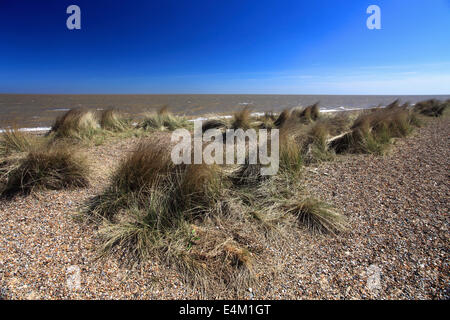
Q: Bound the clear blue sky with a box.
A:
[1,0,449,94]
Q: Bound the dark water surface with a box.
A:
[1,94,449,128]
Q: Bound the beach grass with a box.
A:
[231,107,252,130]
[329,104,421,155]
[99,108,129,132]
[413,99,448,117]
[291,103,320,123]
[283,197,347,234]
[0,127,34,156]
[0,144,89,196]
[139,106,192,131]
[50,108,100,140]
[3,97,446,296]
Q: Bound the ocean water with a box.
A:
[0,94,449,129]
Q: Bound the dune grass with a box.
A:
[179,163,226,210]
[0,127,34,156]
[47,108,152,145]
[231,162,268,187]
[283,197,347,234]
[139,106,192,131]
[231,107,252,130]
[414,99,448,117]
[0,144,89,196]
[99,108,129,132]
[86,141,176,219]
[273,109,290,128]
[82,131,345,295]
[303,122,335,163]
[79,121,349,296]
[50,108,100,140]
[76,98,448,296]
[84,139,261,295]
[291,103,320,123]
[87,139,227,219]
[278,128,303,174]
[255,112,276,129]
[201,119,228,133]
[113,141,175,193]
[329,103,420,155]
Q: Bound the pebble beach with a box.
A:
[0,117,448,300]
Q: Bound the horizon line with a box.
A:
[1,92,449,96]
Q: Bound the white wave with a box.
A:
[0,127,51,133]
[49,108,71,112]
[188,114,233,122]
[320,107,366,113]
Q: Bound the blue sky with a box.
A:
[0,0,449,94]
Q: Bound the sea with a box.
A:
[0,94,449,131]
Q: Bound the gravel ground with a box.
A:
[0,118,448,299]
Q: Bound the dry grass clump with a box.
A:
[231,162,267,186]
[88,139,227,220]
[96,192,179,261]
[77,99,449,296]
[255,112,276,129]
[87,141,177,219]
[85,140,262,296]
[413,99,448,117]
[82,131,356,296]
[0,127,34,156]
[184,224,255,289]
[179,163,225,210]
[139,106,192,131]
[291,103,320,122]
[231,107,252,130]
[279,129,303,173]
[97,202,257,296]
[50,108,99,139]
[277,113,346,165]
[303,122,335,163]
[273,109,290,128]
[317,113,352,136]
[201,119,228,133]
[330,104,419,154]
[113,141,175,193]
[1,145,89,196]
[283,197,347,234]
[273,103,321,130]
[0,155,22,193]
[99,108,129,132]
[273,112,332,169]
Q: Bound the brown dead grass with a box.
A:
[1,144,89,196]
[330,103,419,154]
[100,108,128,132]
[292,103,320,122]
[50,108,99,139]
[232,107,252,130]
[414,99,448,117]
[283,197,347,234]
[0,127,34,156]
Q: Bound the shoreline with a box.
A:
[0,106,374,133]
[2,93,447,129]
